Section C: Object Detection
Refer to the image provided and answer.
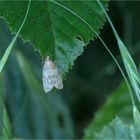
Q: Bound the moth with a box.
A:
[42,56,63,93]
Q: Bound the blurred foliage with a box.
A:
[94,117,140,139]
[84,81,139,138]
[1,1,140,139]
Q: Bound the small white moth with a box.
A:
[42,56,63,93]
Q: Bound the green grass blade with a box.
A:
[2,108,12,139]
[96,0,140,123]
[0,0,31,73]
[118,39,140,103]
[0,74,11,139]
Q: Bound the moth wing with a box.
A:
[54,73,63,89]
[42,57,63,92]
[43,76,53,93]
[43,64,54,93]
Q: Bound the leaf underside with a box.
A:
[0,0,108,76]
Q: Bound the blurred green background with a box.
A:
[1,1,140,139]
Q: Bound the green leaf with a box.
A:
[84,82,135,139]
[94,117,140,139]
[0,0,108,76]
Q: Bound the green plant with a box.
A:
[0,0,140,139]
